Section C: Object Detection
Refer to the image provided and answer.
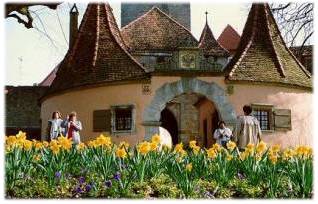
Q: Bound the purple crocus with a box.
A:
[76,186,83,194]
[105,180,112,188]
[237,172,245,180]
[85,184,92,192]
[113,172,121,181]
[55,171,61,179]
[78,176,85,184]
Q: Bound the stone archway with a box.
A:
[160,108,179,145]
[143,77,237,141]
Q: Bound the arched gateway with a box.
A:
[143,78,237,141]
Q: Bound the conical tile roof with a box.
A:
[199,22,230,57]
[121,7,198,52]
[45,3,148,96]
[224,3,311,90]
[217,24,240,54]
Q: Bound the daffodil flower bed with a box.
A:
[5,131,313,199]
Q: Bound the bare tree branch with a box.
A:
[5,3,61,29]
[271,2,313,51]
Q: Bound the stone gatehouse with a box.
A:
[39,3,312,148]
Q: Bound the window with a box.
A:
[111,105,135,133]
[114,108,132,131]
[253,109,270,130]
[251,104,274,131]
[156,56,166,63]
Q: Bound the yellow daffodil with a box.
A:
[174,143,184,153]
[295,145,312,158]
[23,140,33,151]
[16,131,27,141]
[304,146,313,157]
[246,143,255,154]
[226,141,236,151]
[95,134,112,148]
[150,141,158,151]
[192,145,200,155]
[5,145,11,153]
[271,144,281,153]
[138,141,151,155]
[207,148,217,159]
[189,140,197,149]
[77,142,86,151]
[50,140,60,154]
[282,148,295,160]
[226,153,233,161]
[6,136,17,146]
[255,154,262,161]
[212,143,221,152]
[151,134,161,144]
[239,151,249,161]
[256,141,267,154]
[34,142,44,150]
[42,141,49,148]
[58,136,73,151]
[186,163,193,172]
[119,141,130,149]
[116,147,127,158]
[269,153,278,164]
[88,140,97,148]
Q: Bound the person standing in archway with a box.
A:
[233,105,262,150]
[213,121,232,147]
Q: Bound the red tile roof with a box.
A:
[217,24,241,54]
[224,3,311,90]
[199,22,230,57]
[121,7,198,52]
[45,3,149,97]
[39,64,59,86]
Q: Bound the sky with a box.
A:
[5,2,250,86]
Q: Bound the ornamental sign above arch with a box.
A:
[142,77,237,141]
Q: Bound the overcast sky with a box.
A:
[5,2,250,86]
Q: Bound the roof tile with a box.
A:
[224,3,312,90]
[121,7,198,52]
[217,24,241,54]
[199,22,230,57]
[46,3,148,96]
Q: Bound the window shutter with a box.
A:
[273,109,291,130]
[93,110,111,132]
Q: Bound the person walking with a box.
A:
[233,105,262,150]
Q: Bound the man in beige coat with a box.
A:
[233,105,262,150]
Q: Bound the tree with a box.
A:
[271,3,313,55]
[5,3,61,29]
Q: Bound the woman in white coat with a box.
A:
[47,111,63,141]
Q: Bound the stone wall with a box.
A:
[5,86,48,139]
[166,93,201,144]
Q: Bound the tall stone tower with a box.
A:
[121,3,191,30]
